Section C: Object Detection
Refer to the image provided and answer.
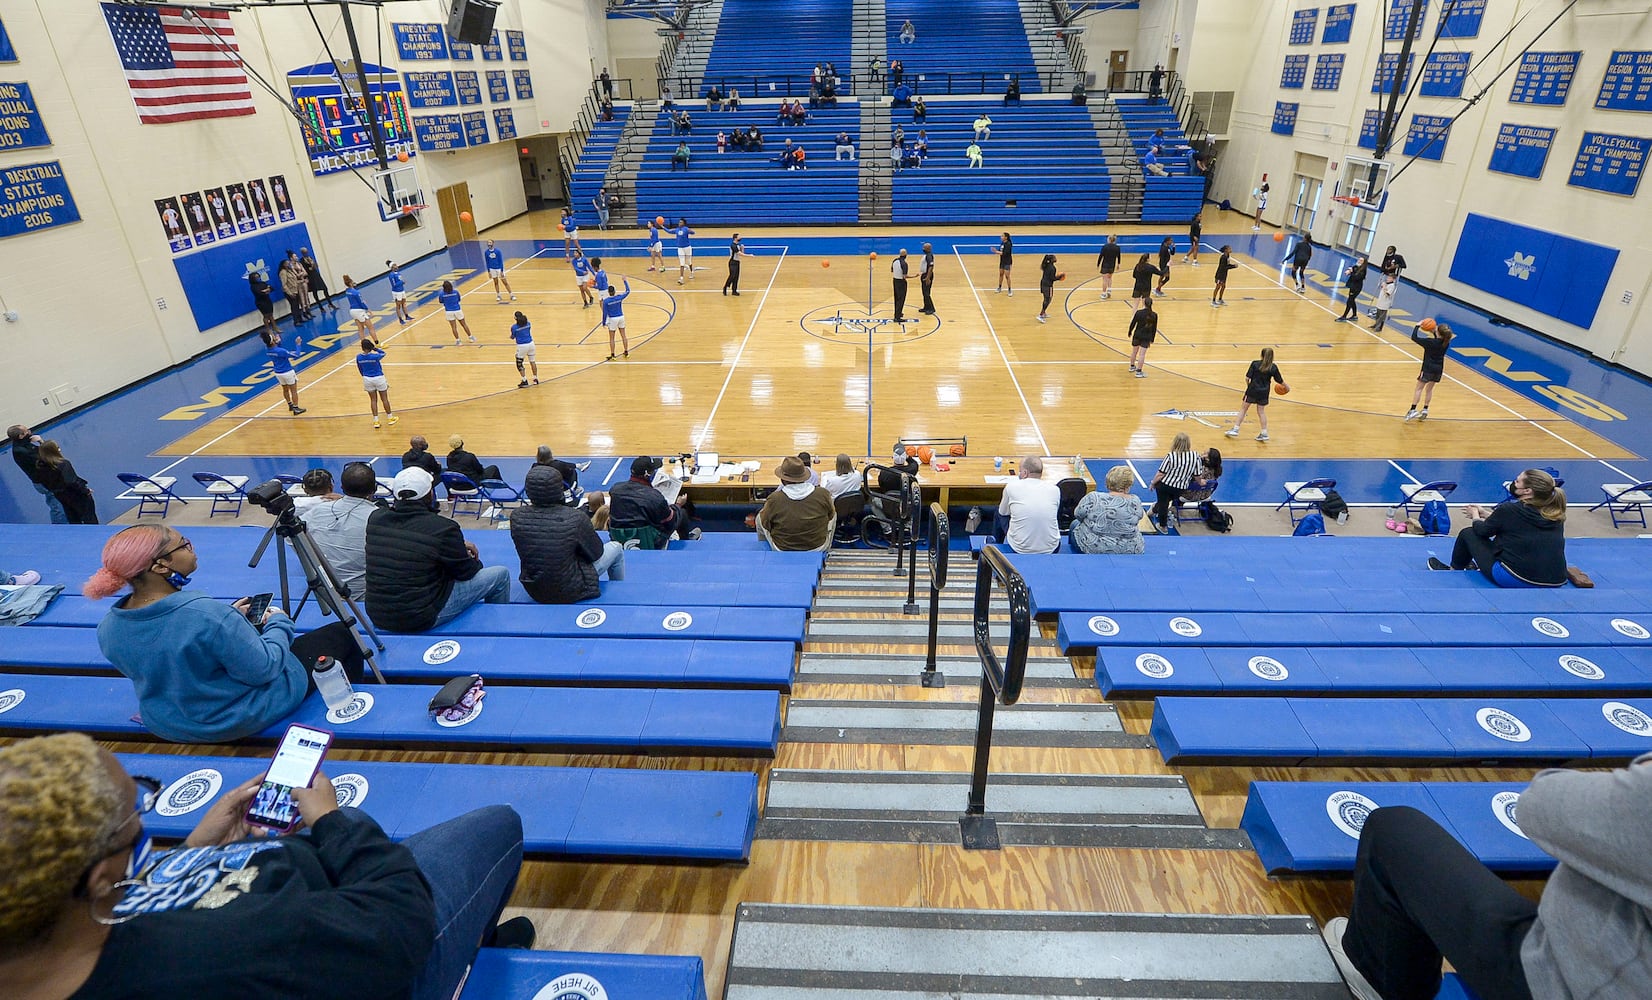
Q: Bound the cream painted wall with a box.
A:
[1202,0,1652,373]
[0,0,605,425]
[1066,6,1140,84]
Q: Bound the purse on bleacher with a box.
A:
[429,674,485,722]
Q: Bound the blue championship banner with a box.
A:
[404,70,458,109]
[455,71,482,106]
[1403,113,1452,160]
[1322,4,1355,44]
[1289,8,1319,45]
[1448,213,1618,329]
[1385,0,1427,41]
[1372,53,1414,93]
[1281,54,1308,89]
[511,69,533,100]
[462,110,489,146]
[1569,132,1649,197]
[413,113,466,151]
[1272,102,1299,136]
[450,38,474,62]
[506,30,527,61]
[481,30,503,61]
[1420,51,1471,98]
[1510,51,1579,106]
[0,15,16,62]
[493,107,516,141]
[0,82,52,150]
[487,70,510,103]
[1488,124,1556,179]
[1313,54,1345,91]
[1357,108,1382,150]
[1595,51,1652,113]
[392,23,449,61]
[0,161,81,239]
[1437,0,1485,39]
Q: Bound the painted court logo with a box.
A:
[1601,701,1652,737]
[1135,653,1173,678]
[156,768,223,817]
[662,611,694,631]
[1491,791,1527,840]
[1504,251,1536,281]
[1248,656,1289,681]
[327,690,375,725]
[532,973,608,1000]
[1557,654,1605,680]
[1325,790,1380,839]
[0,688,24,715]
[423,640,462,665]
[1087,615,1120,637]
[1611,618,1651,640]
[1476,707,1532,743]
[1167,616,1202,637]
[575,608,607,629]
[331,773,370,808]
[1530,617,1569,638]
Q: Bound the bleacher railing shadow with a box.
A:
[959,544,1031,850]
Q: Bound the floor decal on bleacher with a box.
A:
[1603,701,1652,736]
[576,609,607,629]
[1476,708,1532,743]
[331,773,369,807]
[1493,791,1527,838]
[536,973,607,1000]
[424,639,462,665]
[158,768,221,816]
[1325,791,1378,838]
[0,688,23,714]
[326,690,374,725]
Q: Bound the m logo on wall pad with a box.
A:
[1504,251,1536,280]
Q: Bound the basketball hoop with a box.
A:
[399,203,428,216]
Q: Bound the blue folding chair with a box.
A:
[116,473,188,518]
[275,474,305,496]
[1173,479,1218,527]
[479,478,524,522]
[1400,480,1457,519]
[440,472,486,518]
[190,472,250,518]
[1593,481,1652,529]
[1277,478,1335,526]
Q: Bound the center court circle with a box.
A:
[799,303,940,346]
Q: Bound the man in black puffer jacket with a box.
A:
[365,467,511,632]
[510,466,625,603]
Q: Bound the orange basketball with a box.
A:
[905,445,920,457]
[1272,231,1285,242]
[917,446,935,464]
[869,251,878,260]
[1056,271,1066,281]
[396,151,409,163]
[401,205,414,215]
[459,211,472,222]
[556,223,565,233]
[655,215,666,227]
[820,260,831,268]
[1419,317,1437,332]
[1273,383,1290,395]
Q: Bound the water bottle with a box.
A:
[994,456,1003,472]
[312,655,354,712]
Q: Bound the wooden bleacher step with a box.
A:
[724,904,1350,1000]
[816,574,968,591]
[758,769,1250,849]
[797,652,1081,688]
[805,618,1055,646]
[782,698,1144,748]
[813,593,1007,613]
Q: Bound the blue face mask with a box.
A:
[164,572,192,590]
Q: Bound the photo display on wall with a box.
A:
[204,187,234,238]
[156,196,191,252]
[1322,3,1356,44]
[225,182,256,234]
[181,192,213,245]
[159,175,300,254]
[1595,51,1652,113]
[271,174,295,222]
[1510,51,1579,106]
[1489,124,1556,179]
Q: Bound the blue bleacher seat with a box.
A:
[885,0,1039,92]
[120,752,758,861]
[461,949,708,1000]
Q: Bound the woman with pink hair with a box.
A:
[85,526,363,743]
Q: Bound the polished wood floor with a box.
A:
[162,210,1628,463]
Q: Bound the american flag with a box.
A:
[101,3,256,124]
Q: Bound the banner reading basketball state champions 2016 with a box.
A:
[0,161,81,239]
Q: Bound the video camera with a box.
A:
[246,479,297,518]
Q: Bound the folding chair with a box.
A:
[831,492,867,546]
[374,477,396,501]
[1277,478,1335,526]
[1055,477,1089,532]
[116,473,188,518]
[1400,480,1457,519]
[1174,479,1218,527]
[190,472,250,518]
[440,472,486,519]
[275,474,305,497]
[478,478,524,522]
[1593,481,1652,529]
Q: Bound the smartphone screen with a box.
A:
[243,593,273,633]
[245,724,332,831]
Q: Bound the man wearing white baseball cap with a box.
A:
[364,467,510,632]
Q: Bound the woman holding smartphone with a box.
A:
[0,732,530,1000]
[83,525,364,743]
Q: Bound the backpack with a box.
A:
[1319,489,1348,520]
[1199,500,1233,533]
[1293,512,1327,537]
[1420,499,1450,536]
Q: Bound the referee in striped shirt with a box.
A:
[1150,432,1201,532]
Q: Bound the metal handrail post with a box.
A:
[958,544,1031,850]
[919,501,950,687]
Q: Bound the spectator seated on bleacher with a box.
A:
[790,104,808,126]
[966,141,984,168]
[747,126,764,150]
[365,467,510,633]
[915,131,929,162]
[0,732,532,1000]
[445,435,500,485]
[774,138,795,167]
[891,83,913,107]
[305,461,382,600]
[899,17,916,43]
[1070,465,1146,555]
[1071,83,1088,106]
[820,81,838,107]
[293,467,340,515]
[609,456,688,549]
[889,141,905,172]
[670,141,692,171]
[973,115,992,141]
[532,445,582,501]
[995,457,1061,554]
[1150,128,1167,153]
[1003,78,1021,106]
[402,435,442,479]
[901,143,923,169]
[705,85,721,111]
[822,453,863,499]
[1320,755,1652,1000]
[716,130,727,153]
[723,88,741,111]
[757,457,836,552]
[511,465,624,604]
[913,96,927,122]
[1143,148,1168,176]
[83,524,367,743]
[776,99,794,123]
[790,145,808,170]
[674,110,693,134]
[600,99,615,121]
[1427,468,1569,588]
[835,131,856,160]
[807,83,822,109]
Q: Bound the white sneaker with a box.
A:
[1224,427,1239,438]
[1256,431,1270,442]
[1252,224,1260,231]
[1007,290,1013,297]
[1134,368,1146,378]
[510,294,517,301]
[496,295,504,303]
[1036,314,1047,323]
[1099,291,1110,299]
[1418,409,1428,421]
[11,570,41,586]
[1404,409,1420,421]
[1321,919,1384,1000]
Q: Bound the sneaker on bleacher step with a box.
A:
[965,507,982,533]
[489,916,537,950]
[1320,919,1383,1000]
[1428,556,1452,571]
[9,570,41,587]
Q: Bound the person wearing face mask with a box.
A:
[84,526,365,744]
[0,732,529,1000]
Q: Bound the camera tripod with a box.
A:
[248,500,387,684]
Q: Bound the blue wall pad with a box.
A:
[118,752,757,862]
[0,672,782,755]
[1448,213,1618,329]
[174,222,314,332]
[461,949,707,1000]
[1240,781,1552,876]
